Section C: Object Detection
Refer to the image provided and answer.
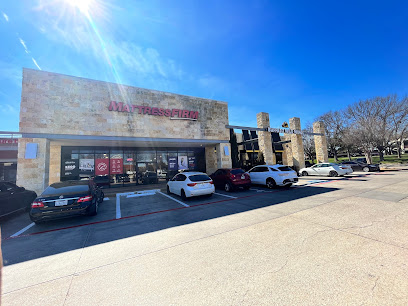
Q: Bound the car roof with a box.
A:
[180,172,208,176]
[49,180,90,188]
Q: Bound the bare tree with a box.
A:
[317,110,346,161]
[389,96,408,158]
[302,123,315,162]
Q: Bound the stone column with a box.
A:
[289,117,305,171]
[282,135,293,166]
[17,138,50,195]
[257,112,276,164]
[313,121,329,163]
[205,143,232,175]
[49,143,61,184]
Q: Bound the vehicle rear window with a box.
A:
[189,174,211,182]
[41,182,89,196]
[278,166,293,171]
[230,169,244,175]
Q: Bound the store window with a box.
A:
[110,150,123,187]
[79,150,95,179]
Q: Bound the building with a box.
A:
[17,69,232,194]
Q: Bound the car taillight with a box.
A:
[187,183,197,187]
[32,201,44,208]
[78,195,93,203]
[209,181,214,184]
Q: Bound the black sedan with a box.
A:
[340,161,380,172]
[29,180,104,224]
[0,182,37,218]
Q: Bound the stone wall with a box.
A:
[20,69,229,141]
[49,144,61,185]
[17,138,50,195]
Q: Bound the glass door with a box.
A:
[123,151,136,186]
[110,150,124,188]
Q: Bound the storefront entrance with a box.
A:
[60,147,205,188]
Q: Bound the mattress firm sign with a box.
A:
[108,101,199,120]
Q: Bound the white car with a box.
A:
[299,163,353,177]
[247,165,298,188]
[167,172,215,200]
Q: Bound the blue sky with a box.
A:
[0,0,407,131]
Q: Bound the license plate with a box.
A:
[241,175,245,179]
[55,199,68,206]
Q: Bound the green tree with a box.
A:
[229,129,240,168]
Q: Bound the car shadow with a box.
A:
[2,185,339,266]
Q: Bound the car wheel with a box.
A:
[88,201,98,216]
[224,182,232,192]
[284,183,293,188]
[363,167,369,172]
[167,185,171,194]
[181,189,187,201]
[205,193,213,198]
[98,191,104,204]
[266,178,276,189]
[301,171,309,176]
[329,170,338,177]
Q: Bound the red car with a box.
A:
[210,168,251,192]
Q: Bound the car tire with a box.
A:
[205,193,213,198]
[224,182,232,192]
[363,167,369,172]
[98,192,104,204]
[284,183,293,188]
[266,178,276,189]
[88,201,98,216]
[329,170,338,177]
[181,189,187,201]
[301,171,308,176]
[167,185,171,195]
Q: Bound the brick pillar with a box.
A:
[313,121,329,163]
[257,112,276,165]
[289,117,305,171]
[205,146,217,175]
[49,143,61,184]
[17,138,50,195]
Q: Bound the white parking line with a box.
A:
[11,222,35,237]
[214,192,238,199]
[116,194,121,219]
[156,191,190,207]
[249,188,267,192]
[103,197,110,201]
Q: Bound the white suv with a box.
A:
[247,165,298,188]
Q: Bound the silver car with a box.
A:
[299,163,353,177]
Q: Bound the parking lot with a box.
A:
[2,170,408,305]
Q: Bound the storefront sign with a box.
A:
[267,127,302,135]
[188,157,196,169]
[95,159,109,176]
[168,157,177,170]
[64,160,79,178]
[0,138,18,145]
[110,158,123,174]
[108,101,199,120]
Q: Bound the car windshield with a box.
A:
[230,169,244,175]
[41,182,89,196]
[189,174,211,182]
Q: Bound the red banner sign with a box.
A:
[110,158,123,174]
[0,138,18,145]
[95,159,109,176]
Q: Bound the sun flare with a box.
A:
[66,0,94,14]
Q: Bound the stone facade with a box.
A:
[20,69,229,141]
[289,117,305,171]
[204,143,232,175]
[18,69,232,191]
[313,121,329,163]
[49,144,61,185]
[17,138,50,194]
[257,112,276,164]
[281,135,293,166]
